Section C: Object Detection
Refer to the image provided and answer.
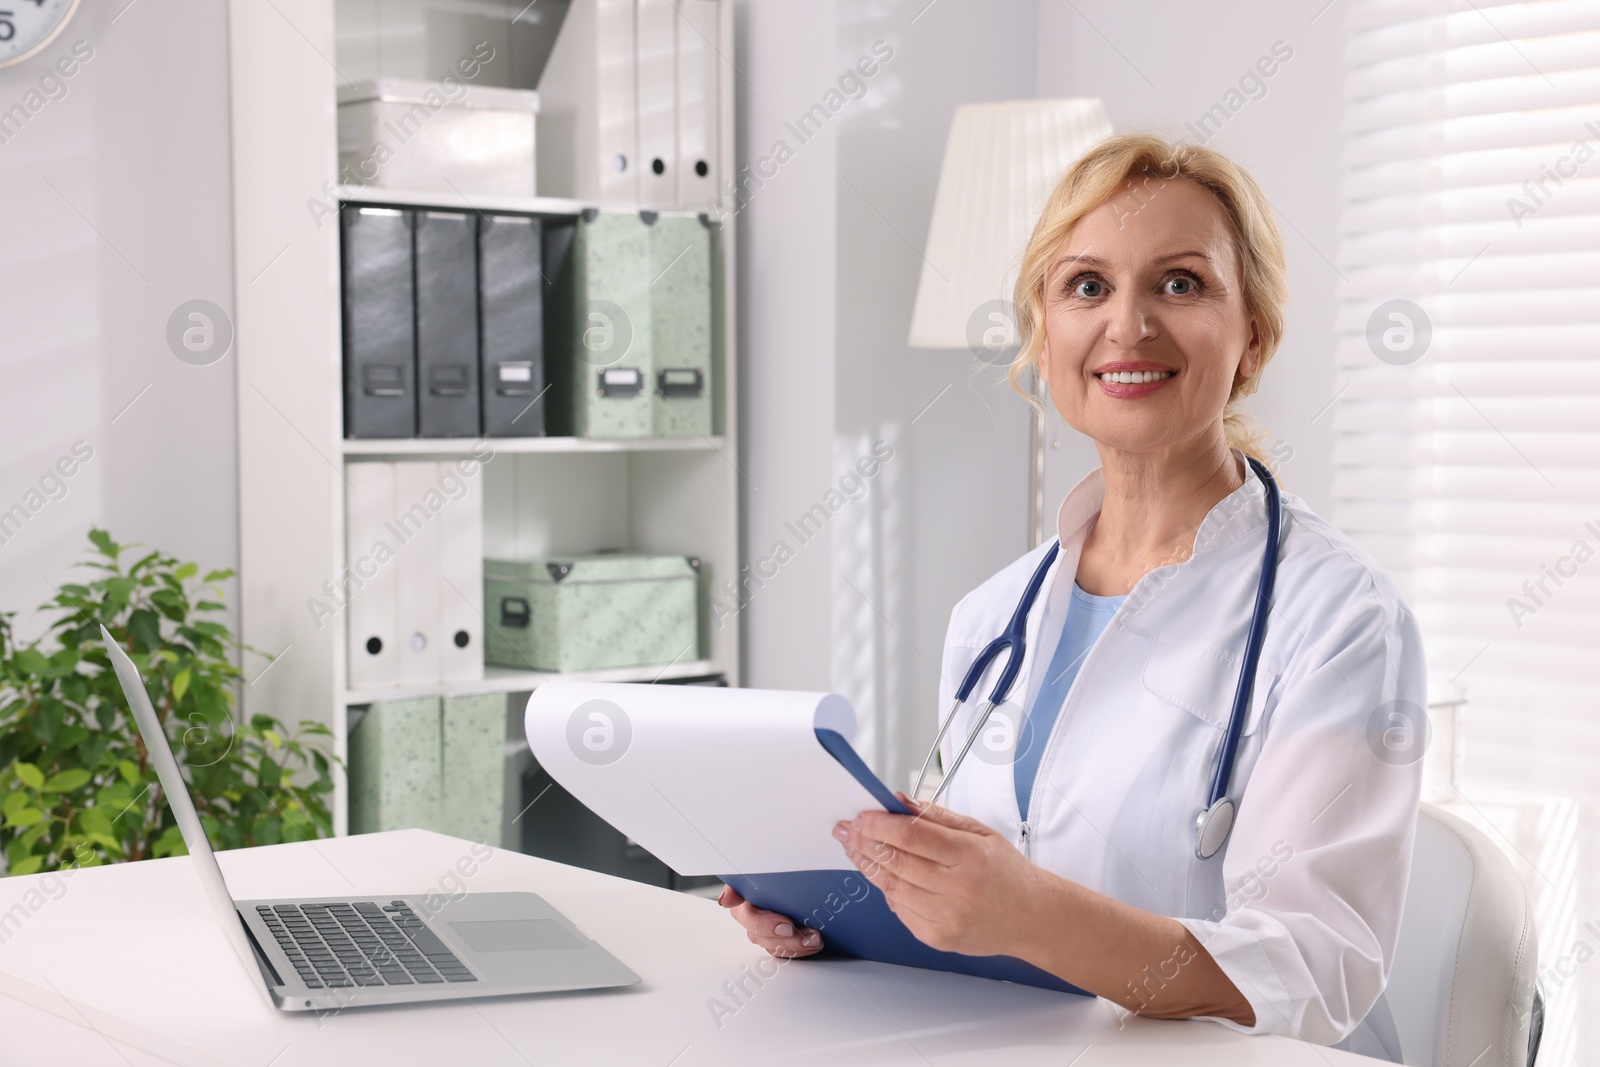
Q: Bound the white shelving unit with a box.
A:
[226,0,740,836]
[344,660,720,706]
[340,435,727,456]
[332,184,591,218]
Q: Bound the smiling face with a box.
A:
[1040,178,1262,460]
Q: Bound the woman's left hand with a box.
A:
[833,793,1043,957]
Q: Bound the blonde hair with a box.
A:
[1009,132,1288,466]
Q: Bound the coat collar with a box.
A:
[1054,447,1273,564]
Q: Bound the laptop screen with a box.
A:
[101,625,275,1004]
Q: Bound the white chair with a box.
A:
[1385,803,1543,1066]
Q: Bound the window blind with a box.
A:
[1334,0,1600,801]
[1335,8,1600,1058]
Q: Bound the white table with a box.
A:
[0,830,1380,1066]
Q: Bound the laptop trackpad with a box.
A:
[448,919,586,952]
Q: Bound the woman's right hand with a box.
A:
[717,885,824,958]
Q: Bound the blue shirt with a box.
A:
[1013,581,1125,822]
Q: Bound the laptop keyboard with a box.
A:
[254,901,477,990]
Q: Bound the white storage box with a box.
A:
[337,78,540,196]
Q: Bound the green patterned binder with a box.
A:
[348,697,443,835]
[549,211,653,438]
[441,693,507,847]
[649,216,714,438]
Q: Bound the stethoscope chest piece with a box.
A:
[1194,797,1235,860]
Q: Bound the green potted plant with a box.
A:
[0,529,335,875]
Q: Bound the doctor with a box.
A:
[720,132,1425,1057]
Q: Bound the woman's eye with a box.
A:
[1164,274,1199,295]
[1073,278,1105,298]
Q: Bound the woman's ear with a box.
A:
[1240,319,1264,379]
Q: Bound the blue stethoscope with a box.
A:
[912,457,1282,861]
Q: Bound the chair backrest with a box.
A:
[1386,803,1539,1067]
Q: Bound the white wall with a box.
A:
[733,0,842,691]
[736,0,1040,789]
[831,1,1040,789]
[0,2,238,642]
[1034,0,1345,515]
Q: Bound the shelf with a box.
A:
[335,185,714,221]
[344,659,722,705]
[341,435,725,458]
[337,185,590,217]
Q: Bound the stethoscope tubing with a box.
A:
[913,458,1283,856]
[913,541,1060,806]
[1206,457,1282,809]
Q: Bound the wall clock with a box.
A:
[0,0,82,70]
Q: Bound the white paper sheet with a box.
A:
[523,682,882,875]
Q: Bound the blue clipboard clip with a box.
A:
[717,728,1089,996]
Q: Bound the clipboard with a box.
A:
[718,728,1087,995]
[523,681,1089,995]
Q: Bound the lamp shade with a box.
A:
[907,98,1113,350]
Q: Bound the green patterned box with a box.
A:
[348,697,443,835]
[440,693,507,847]
[649,215,714,438]
[483,553,699,672]
[547,210,653,438]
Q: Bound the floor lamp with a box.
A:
[907,98,1113,547]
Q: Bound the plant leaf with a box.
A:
[128,609,162,649]
[14,762,44,790]
[150,589,186,622]
[9,854,45,876]
[172,668,191,704]
[104,576,137,608]
[43,769,92,793]
[16,821,50,853]
[128,549,162,576]
[78,807,114,838]
[2,792,30,820]
[84,832,123,852]
[5,806,44,828]
[88,528,117,559]
[152,824,188,858]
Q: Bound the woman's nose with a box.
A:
[1102,291,1158,347]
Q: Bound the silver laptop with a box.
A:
[102,625,640,1012]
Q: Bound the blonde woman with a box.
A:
[720,133,1422,1059]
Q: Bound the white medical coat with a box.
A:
[937,450,1424,1052]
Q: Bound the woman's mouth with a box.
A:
[1093,368,1177,397]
